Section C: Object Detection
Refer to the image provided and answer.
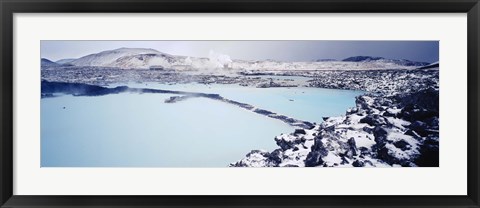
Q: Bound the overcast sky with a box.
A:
[41,40,439,63]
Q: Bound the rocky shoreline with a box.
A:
[41,67,303,88]
[230,68,439,167]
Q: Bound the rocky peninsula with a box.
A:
[230,68,439,167]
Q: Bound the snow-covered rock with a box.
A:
[231,70,439,167]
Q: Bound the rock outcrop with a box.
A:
[231,69,439,167]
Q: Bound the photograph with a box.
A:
[40,40,439,168]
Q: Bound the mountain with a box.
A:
[54,48,433,71]
[314,58,337,62]
[109,53,179,69]
[69,48,162,67]
[66,48,214,70]
[342,56,430,67]
[56,58,76,65]
[41,58,61,68]
[342,56,383,62]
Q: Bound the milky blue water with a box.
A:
[41,83,363,167]
[110,82,362,123]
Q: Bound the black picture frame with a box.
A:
[1,0,479,207]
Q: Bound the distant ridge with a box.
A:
[43,48,435,70]
[314,59,337,62]
[342,56,430,67]
[342,56,384,62]
[41,58,61,68]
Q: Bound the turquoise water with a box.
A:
[41,84,363,167]
[109,82,363,123]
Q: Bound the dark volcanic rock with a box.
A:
[362,126,374,134]
[305,151,324,167]
[397,87,439,112]
[254,109,274,115]
[275,135,306,151]
[358,147,370,155]
[356,96,374,109]
[305,136,328,167]
[41,80,129,96]
[294,129,307,135]
[352,160,365,167]
[425,117,439,129]
[393,140,410,151]
[409,121,429,137]
[360,114,387,126]
[373,126,389,145]
[346,137,358,157]
[383,108,399,117]
[375,146,397,165]
[400,105,437,122]
[230,150,281,167]
[282,164,299,167]
[267,149,283,166]
[405,129,421,138]
[415,137,439,167]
